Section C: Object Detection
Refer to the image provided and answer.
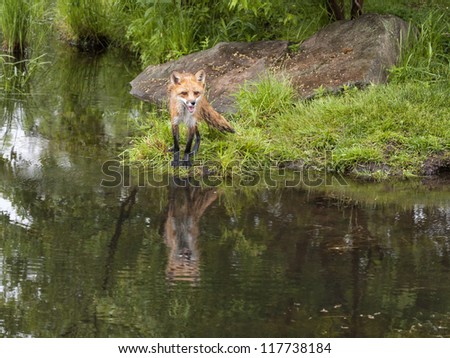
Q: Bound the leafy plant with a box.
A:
[55,0,138,50]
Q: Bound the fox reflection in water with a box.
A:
[164,178,218,283]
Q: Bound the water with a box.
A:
[1,44,449,338]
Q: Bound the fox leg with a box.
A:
[171,124,181,167]
[182,126,198,165]
[192,128,201,155]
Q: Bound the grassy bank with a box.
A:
[123,81,449,180]
[124,10,449,180]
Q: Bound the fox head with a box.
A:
[169,70,206,114]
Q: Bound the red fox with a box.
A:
[168,70,235,167]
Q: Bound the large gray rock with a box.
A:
[130,14,412,112]
[285,13,412,97]
[130,40,288,113]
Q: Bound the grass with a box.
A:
[51,0,327,58]
[389,11,449,84]
[54,0,138,51]
[126,2,201,64]
[283,82,449,176]
[55,0,114,50]
[0,0,34,56]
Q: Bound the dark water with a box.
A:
[1,45,449,338]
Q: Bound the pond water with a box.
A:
[1,44,449,338]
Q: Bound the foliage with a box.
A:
[0,0,51,56]
[234,73,296,127]
[54,0,324,57]
[125,0,327,65]
[126,1,201,64]
[280,82,449,176]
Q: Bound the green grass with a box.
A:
[282,82,449,175]
[126,2,201,64]
[0,0,53,59]
[55,0,137,50]
[0,0,34,55]
[52,0,326,58]
[389,11,449,84]
[55,0,112,49]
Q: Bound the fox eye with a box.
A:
[194,91,200,96]
[180,91,188,96]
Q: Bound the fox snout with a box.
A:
[170,70,205,115]
[183,99,197,113]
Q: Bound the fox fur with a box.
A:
[168,69,234,167]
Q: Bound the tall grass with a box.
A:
[389,11,449,84]
[0,0,34,56]
[40,0,326,60]
[55,0,138,50]
[56,0,111,50]
[0,0,49,93]
[233,74,296,128]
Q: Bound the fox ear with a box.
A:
[195,70,206,84]
[170,71,182,85]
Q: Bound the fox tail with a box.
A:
[199,102,235,133]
